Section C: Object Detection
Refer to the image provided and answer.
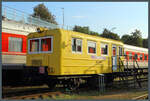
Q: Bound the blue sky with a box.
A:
[2,2,148,38]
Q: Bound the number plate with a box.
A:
[39,67,45,74]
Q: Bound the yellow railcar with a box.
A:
[26,28,124,89]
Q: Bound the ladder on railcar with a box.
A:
[118,56,130,86]
[118,56,147,88]
[132,58,148,88]
[132,58,142,88]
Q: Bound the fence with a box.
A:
[2,5,74,30]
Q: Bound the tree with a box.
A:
[100,28,120,40]
[121,34,133,45]
[121,29,143,47]
[90,31,99,36]
[32,3,57,24]
[130,29,143,47]
[73,25,90,34]
[143,38,148,48]
[73,25,100,36]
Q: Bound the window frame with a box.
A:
[112,45,117,56]
[87,40,97,55]
[8,37,23,52]
[144,54,147,61]
[129,52,132,61]
[134,53,138,60]
[119,46,123,56]
[140,54,143,61]
[100,43,108,56]
[28,36,53,54]
[72,38,82,54]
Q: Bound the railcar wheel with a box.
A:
[104,74,114,87]
[86,77,99,89]
[67,78,80,91]
[46,80,57,90]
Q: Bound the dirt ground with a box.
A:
[3,81,148,100]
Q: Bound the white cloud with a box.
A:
[72,16,85,19]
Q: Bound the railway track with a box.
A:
[5,91,63,99]
[132,94,148,100]
[3,86,65,99]
[2,79,148,100]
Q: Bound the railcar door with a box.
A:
[112,45,117,72]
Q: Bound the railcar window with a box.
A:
[30,39,39,52]
[101,43,108,55]
[144,54,147,60]
[8,37,22,52]
[119,47,123,56]
[72,38,82,53]
[124,52,127,59]
[134,54,138,60]
[112,47,116,56]
[41,38,52,52]
[140,54,143,60]
[88,41,96,54]
[129,53,132,60]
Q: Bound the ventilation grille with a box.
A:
[32,59,42,66]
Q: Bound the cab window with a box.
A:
[30,39,39,52]
[41,38,52,52]
[29,36,53,53]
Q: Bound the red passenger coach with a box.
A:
[2,32,27,55]
[2,19,37,86]
[124,44,148,68]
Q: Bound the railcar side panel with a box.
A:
[26,29,62,75]
[60,30,124,75]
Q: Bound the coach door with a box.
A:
[112,45,117,72]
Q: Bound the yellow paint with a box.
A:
[26,28,124,75]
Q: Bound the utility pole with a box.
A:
[62,8,64,28]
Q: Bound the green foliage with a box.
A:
[73,25,90,34]
[32,3,57,24]
[73,26,120,40]
[100,28,120,40]
[121,34,132,44]
[73,25,99,36]
[90,31,99,36]
[143,38,148,48]
[73,26,146,48]
[121,29,143,47]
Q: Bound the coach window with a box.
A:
[72,38,82,53]
[144,54,147,60]
[88,41,96,54]
[124,52,127,59]
[101,43,108,55]
[41,37,52,52]
[9,37,22,52]
[134,53,138,60]
[140,54,143,61]
[129,52,132,60]
[30,39,39,52]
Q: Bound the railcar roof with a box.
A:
[124,44,148,53]
[28,28,123,44]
